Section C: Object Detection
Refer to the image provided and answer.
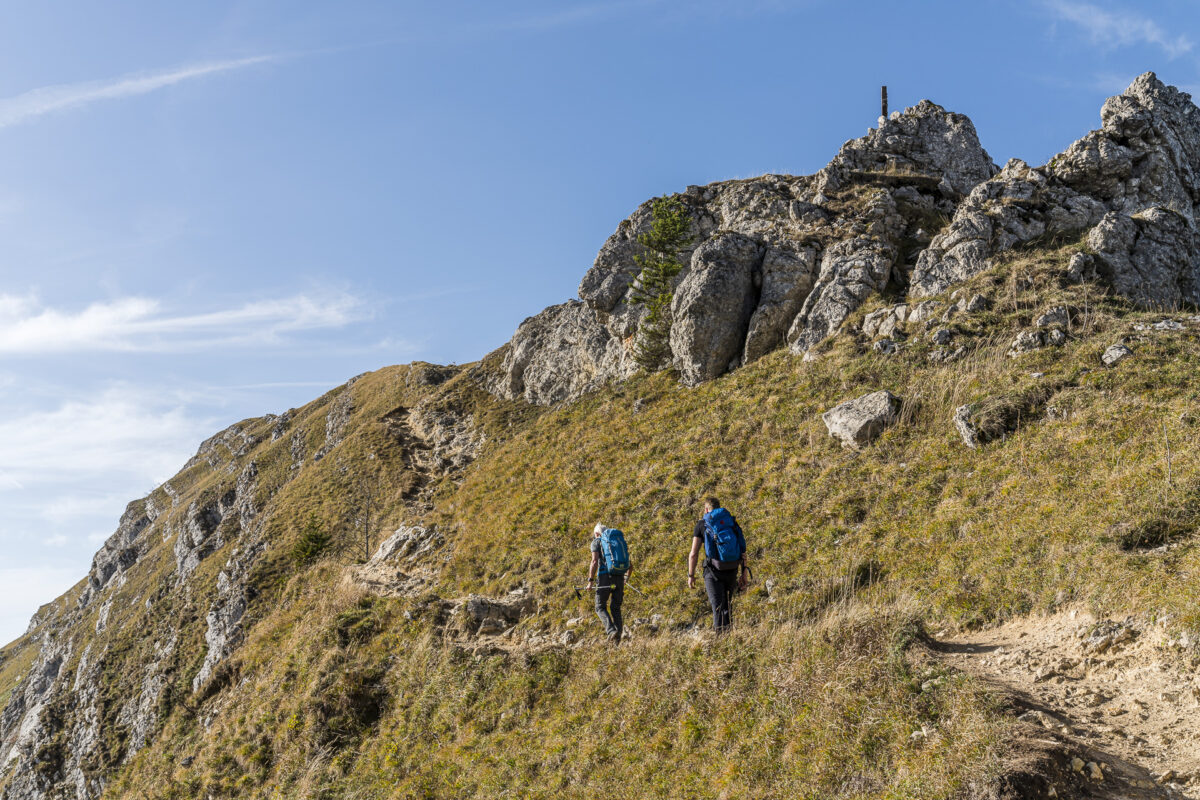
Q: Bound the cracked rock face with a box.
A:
[669,233,764,386]
[491,100,996,405]
[1087,208,1200,307]
[488,300,635,406]
[78,501,152,609]
[915,72,1200,307]
[816,98,997,196]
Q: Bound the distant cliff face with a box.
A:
[488,71,1200,406]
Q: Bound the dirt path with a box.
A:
[935,609,1200,797]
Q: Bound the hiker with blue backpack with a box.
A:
[586,523,632,643]
[687,497,749,633]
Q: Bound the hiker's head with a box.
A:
[704,497,720,513]
[593,523,605,538]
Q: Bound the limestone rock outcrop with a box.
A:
[669,233,764,386]
[489,300,634,406]
[915,72,1200,308]
[490,100,996,404]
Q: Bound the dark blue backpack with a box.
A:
[598,528,630,574]
[702,508,745,568]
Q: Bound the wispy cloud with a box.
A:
[0,55,275,130]
[0,385,212,488]
[496,0,656,32]
[1044,0,1192,58]
[0,292,365,354]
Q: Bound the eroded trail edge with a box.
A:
[935,609,1200,797]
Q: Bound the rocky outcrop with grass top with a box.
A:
[914,72,1200,307]
[492,72,1200,407]
[491,98,996,403]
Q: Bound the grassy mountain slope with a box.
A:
[5,239,1200,799]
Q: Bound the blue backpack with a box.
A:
[598,528,630,575]
[702,508,745,567]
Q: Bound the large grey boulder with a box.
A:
[822,390,902,450]
[914,72,1200,303]
[1101,343,1133,366]
[788,234,900,354]
[669,233,764,386]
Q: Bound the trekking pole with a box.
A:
[624,582,646,597]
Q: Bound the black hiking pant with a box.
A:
[703,565,739,633]
[595,572,624,643]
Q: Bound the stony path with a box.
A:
[935,609,1200,798]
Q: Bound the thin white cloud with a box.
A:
[0,386,212,488]
[0,56,275,130]
[0,292,364,354]
[497,1,654,32]
[1044,0,1192,58]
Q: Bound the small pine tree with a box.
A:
[292,513,332,566]
[628,195,693,370]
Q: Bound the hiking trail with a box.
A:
[934,609,1200,797]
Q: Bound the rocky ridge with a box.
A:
[489,72,1200,406]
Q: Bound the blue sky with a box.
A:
[1,0,1198,643]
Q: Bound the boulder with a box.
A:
[669,233,764,386]
[965,293,989,313]
[1006,330,1045,358]
[457,591,536,635]
[929,327,954,345]
[1034,306,1070,328]
[788,234,900,354]
[369,526,443,564]
[862,304,909,339]
[1065,252,1096,283]
[822,391,902,450]
[953,405,982,448]
[1101,343,1133,366]
[742,244,818,362]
